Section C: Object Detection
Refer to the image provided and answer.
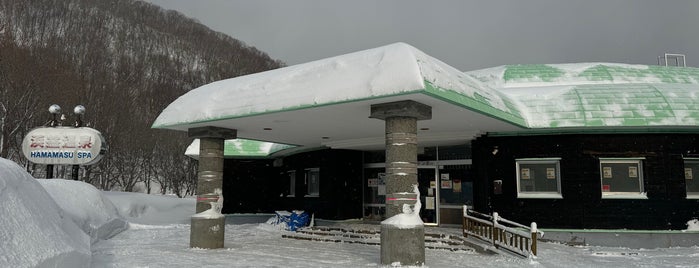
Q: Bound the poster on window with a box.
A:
[521,168,531,179]
[628,166,638,178]
[441,173,450,181]
[602,184,611,192]
[377,185,386,196]
[453,179,462,193]
[686,168,693,180]
[546,168,556,179]
[603,167,612,179]
[441,180,452,189]
[378,173,386,185]
[368,178,378,187]
[426,197,435,210]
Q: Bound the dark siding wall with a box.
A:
[222,149,364,220]
[222,159,281,214]
[472,133,699,230]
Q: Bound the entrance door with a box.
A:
[418,166,439,226]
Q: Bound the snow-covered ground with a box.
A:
[2,157,699,267]
[90,222,699,268]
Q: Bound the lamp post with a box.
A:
[72,105,85,180]
[73,105,85,127]
[45,104,61,178]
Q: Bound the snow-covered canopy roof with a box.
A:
[153,43,699,155]
[184,139,295,159]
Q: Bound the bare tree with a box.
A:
[0,0,282,195]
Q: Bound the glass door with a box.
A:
[418,166,439,226]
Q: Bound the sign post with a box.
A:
[72,105,85,180]
[21,105,106,179]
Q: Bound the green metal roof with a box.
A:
[187,139,296,158]
[470,63,699,129]
[500,64,699,84]
[224,139,295,157]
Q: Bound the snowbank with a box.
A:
[103,191,195,224]
[0,158,90,268]
[382,185,424,229]
[38,179,128,244]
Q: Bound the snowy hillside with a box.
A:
[0,0,284,197]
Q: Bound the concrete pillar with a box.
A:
[384,116,419,218]
[188,126,236,249]
[370,100,431,266]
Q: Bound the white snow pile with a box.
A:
[0,158,90,267]
[103,190,195,224]
[382,185,424,229]
[686,219,699,231]
[192,188,224,220]
[0,158,126,268]
[38,179,128,244]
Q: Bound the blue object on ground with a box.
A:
[288,211,309,231]
[272,210,309,231]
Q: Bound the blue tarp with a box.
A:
[270,210,310,231]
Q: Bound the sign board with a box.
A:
[22,127,106,165]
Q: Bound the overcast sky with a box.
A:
[144,0,699,71]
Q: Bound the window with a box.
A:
[287,170,296,197]
[684,158,699,198]
[515,158,562,198]
[599,158,646,199]
[305,168,320,197]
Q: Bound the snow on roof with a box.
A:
[469,63,699,128]
[154,43,699,142]
[185,138,296,158]
[152,42,526,130]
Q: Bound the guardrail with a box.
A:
[462,206,542,258]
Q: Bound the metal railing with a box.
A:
[462,206,542,258]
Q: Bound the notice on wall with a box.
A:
[603,167,613,179]
[426,197,435,210]
[430,181,437,189]
[453,179,462,193]
[686,168,694,180]
[441,173,450,181]
[377,185,386,196]
[521,168,531,179]
[546,168,556,179]
[628,166,638,178]
[368,178,378,187]
[441,180,452,189]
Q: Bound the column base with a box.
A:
[380,223,425,266]
[190,216,225,249]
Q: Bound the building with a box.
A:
[155,43,699,230]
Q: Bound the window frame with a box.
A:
[515,158,563,199]
[599,158,647,199]
[683,158,699,199]
[287,170,296,197]
[305,168,320,197]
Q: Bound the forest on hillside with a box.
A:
[0,0,283,195]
